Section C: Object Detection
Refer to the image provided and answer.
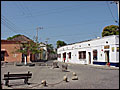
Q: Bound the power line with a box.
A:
[106,1,118,24]
[19,19,113,31]
[49,31,98,38]
[1,19,18,33]
[22,2,33,17]
[32,2,88,14]
[41,31,100,44]
[45,19,113,29]
[10,2,89,18]
[15,2,25,15]
[20,1,32,17]
[19,1,29,15]
[1,16,18,33]
[9,2,105,19]
[1,15,33,38]
[24,3,106,18]
[2,15,18,29]
[20,1,35,26]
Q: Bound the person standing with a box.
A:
[63,58,65,63]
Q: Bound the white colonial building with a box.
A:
[57,35,119,67]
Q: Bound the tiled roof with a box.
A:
[9,35,33,42]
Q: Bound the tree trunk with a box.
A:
[24,56,27,65]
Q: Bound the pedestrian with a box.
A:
[63,58,65,63]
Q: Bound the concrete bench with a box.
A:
[3,71,32,87]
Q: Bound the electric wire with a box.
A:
[2,2,118,43]
[1,21,17,34]
[2,15,18,30]
[15,2,26,15]
[1,15,33,38]
[19,19,113,31]
[106,1,118,24]
[22,2,33,17]
[19,1,32,17]
[1,18,18,33]
[10,2,105,18]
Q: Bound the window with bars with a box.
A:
[117,47,119,52]
[78,51,86,59]
[93,50,97,60]
[68,52,71,59]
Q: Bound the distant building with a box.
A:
[34,43,47,60]
[35,43,57,60]
[57,35,119,67]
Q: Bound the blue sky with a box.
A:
[1,1,119,47]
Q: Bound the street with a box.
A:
[1,60,119,89]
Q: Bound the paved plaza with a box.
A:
[1,60,119,89]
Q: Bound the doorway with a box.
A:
[63,53,66,58]
[105,51,109,63]
[1,51,5,61]
[63,52,66,62]
[88,52,91,64]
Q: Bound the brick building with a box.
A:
[1,40,23,62]
[1,35,35,63]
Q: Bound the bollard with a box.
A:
[72,76,78,80]
[72,72,78,80]
[41,80,47,86]
[63,76,68,82]
[73,72,77,76]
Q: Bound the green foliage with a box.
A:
[16,41,41,55]
[47,44,56,54]
[102,25,119,37]
[56,40,67,48]
[7,34,21,40]
[28,41,41,54]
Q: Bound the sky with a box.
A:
[1,1,119,48]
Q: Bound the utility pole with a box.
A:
[36,27,43,43]
[45,38,50,60]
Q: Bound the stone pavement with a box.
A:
[1,60,119,89]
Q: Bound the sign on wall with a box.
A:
[112,47,114,52]
[104,45,110,49]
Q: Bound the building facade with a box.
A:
[34,43,47,60]
[1,40,36,63]
[1,40,22,62]
[57,35,119,67]
[1,35,36,63]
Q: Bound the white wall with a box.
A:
[57,35,119,65]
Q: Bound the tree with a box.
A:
[15,41,41,64]
[56,40,67,48]
[7,34,21,40]
[47,44,56,54]
[102,25,119,37]
[17,41,41,55]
